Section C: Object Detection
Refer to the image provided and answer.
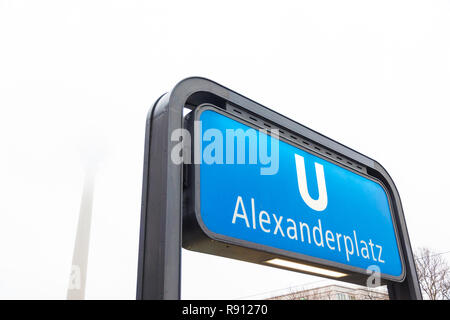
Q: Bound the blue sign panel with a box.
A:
[196,108,403,279]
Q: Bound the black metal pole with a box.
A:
[371,162,422,300]
[136,78,211,300]
[136,93,183,300]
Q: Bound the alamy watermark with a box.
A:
[170,120,280,175]
[366,265,381,288]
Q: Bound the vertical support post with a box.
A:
[371,163,422,300]
[136,93,184,300]
[136,78,212,300]
[387,206,422,299]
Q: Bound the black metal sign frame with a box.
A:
[136,77,422,300]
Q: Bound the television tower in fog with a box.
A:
[67,165,96,300]
[67,130,107,300]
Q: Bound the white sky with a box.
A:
[0,0,449,299]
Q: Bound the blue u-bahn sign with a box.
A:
[183,105,404,282]
[138,77,422,300]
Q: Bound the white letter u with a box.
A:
[294,154,328,211]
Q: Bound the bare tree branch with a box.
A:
[415,247,450,300]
